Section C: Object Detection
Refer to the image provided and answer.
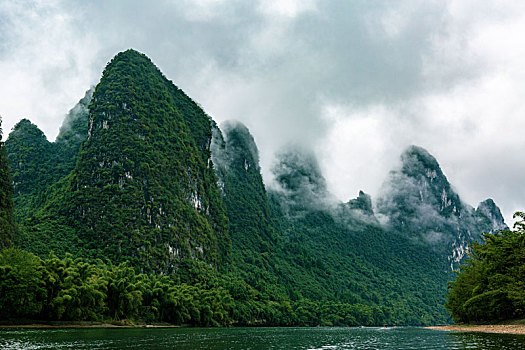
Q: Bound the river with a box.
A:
[1,326,525,349]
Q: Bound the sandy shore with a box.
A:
[427,324,525,335]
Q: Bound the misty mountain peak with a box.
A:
[400,145,441,177]
[476,199,508,231]
[272,146,334,212]
[400,146,461,215]
[56,87,93,144]
[379,145,462,219]
[347,190,374,215]
[273,147,327,194]
[377,145,507,270]
[221,121,260,172]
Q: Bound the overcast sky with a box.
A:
[1,0,524,225]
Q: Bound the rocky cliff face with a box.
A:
[376,145,506,270]
[347,190,374,215]
[334,190,378,227]
[476,199,507,231]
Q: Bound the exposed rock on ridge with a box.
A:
[376,145,507,270]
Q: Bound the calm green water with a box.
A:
[1,326,525,349]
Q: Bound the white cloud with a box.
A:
[319,104,400,203]
[0,0,100,140]
[258,0,317,18]
[316,1,525,225]
[1,0,524,225]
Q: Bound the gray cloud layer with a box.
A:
[1,0,523,224]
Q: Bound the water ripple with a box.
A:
[1,326,525,349]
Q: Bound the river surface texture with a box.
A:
[1,326,525,349]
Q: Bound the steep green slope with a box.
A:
[213,124,452,324]
[59,49,228,271]
[211,121,296,324]
[0,118,16,248]
[9,50,229,273]
[213,121,276,254]
[5,91,93,256]
[5,119,55,219]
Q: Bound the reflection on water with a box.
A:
[449,331,525,350]
[0,326,524,349]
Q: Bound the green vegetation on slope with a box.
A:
[65,50,228,271]
[212,123,451,325]
[5,119,56,220]
[0,118,16,248]
[446,212,525,323]
[5,89,92,222]
[0,247,441,327]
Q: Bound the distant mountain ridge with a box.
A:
[3,49,508,326]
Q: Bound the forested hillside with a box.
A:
[0,49,508,326]
[5,89,92,221]
[8,50,229,272]
[267,146,451,324]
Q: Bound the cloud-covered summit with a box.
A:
[1,0,523,224]
[271,146,336,213]
[376,144,507,269]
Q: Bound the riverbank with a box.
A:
[0,321,180,329]
[427,321,525,335]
